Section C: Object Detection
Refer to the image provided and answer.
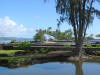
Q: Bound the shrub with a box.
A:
[33,48,50,54]
[12,41,32,48]
[96,43,100,47]
[40,48,47,53]
[12,43,20,46]
[46,48,50,53]
[34,50,39,53]
[87,44,93,47]
[64,44,71,47]
[40,48,50,53]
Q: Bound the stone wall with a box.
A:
[1,44,100,52]
[0,44,3,50]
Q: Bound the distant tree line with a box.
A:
[33,27,100,42]
[33,27,74,42]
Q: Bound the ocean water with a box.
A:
[0,39,33,44]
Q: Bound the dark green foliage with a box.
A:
[34,50,39,53]
[33,48,50,53]
[40,48,46,53]
[40,48,50,53]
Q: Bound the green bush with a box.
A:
[12,41,32,48]
[34,50,39,53]
[40,48,50,53]
[11,43,19,46]
[46,48,50,53]
[34,48,49,54]
[96,43,100,47]
[40,48,46,53]
[87,44,93,47]
[64,44,71,47]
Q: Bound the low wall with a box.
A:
[1,45,100,52]
[0,44,4,50]
[12,46,75,51]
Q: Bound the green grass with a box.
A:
[0,55,44,63]
[0,50,24,54]
[0,55,32,62]
[87,44,93,47]
[64,44,71,47]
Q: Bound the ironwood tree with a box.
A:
[50,0,100,57]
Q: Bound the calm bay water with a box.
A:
[0,61,100,75]
[0,39,33,44]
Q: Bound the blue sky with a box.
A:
[0,0,100,38]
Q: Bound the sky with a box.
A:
[0,0,100,38]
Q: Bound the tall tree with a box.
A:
[34,29,46,42]
[55,0,100,57]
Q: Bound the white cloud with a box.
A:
[0,16,33,37]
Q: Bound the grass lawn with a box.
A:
[0,55,45,63]
[0,50,24,54]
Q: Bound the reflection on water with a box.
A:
[1,60,100,75]
[75,61,83,75]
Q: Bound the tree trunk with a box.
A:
[74,36,84,58]
[76,43,83,58]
